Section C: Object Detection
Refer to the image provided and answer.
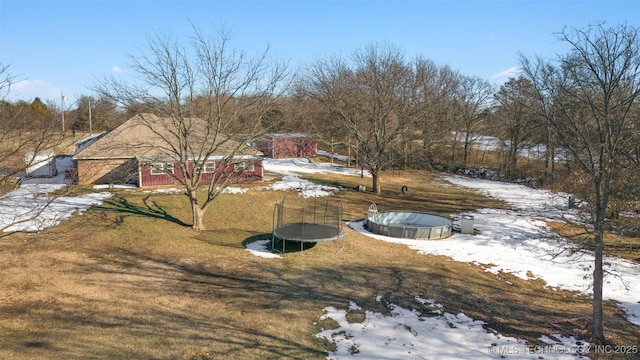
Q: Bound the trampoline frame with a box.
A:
[271,197,345,254]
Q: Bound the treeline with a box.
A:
[2,24,639,206]
[0,96,136,135]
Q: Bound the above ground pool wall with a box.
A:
[365,211,453,240]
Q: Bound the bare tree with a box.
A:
[303,43,416,195]
[64,95,125,135]
[94,27,289,230]
[0,64,61,187]
[0,63,15,100]
[518,55,563,178]
[290,86,351,164]
[492,77,541,177]
[453,75,494,166]
[523,23,640,343]
[412,59,459,170]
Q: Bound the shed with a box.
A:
[254,133,317,159]
[25,149,57,178]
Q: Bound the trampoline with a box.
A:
[365,203,452,240]
[272,198,345,254]
[273,222,345,242]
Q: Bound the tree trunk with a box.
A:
[372,171,381,196]
[544,127,554,178]
[402,134,408,170]
[550,145,555,176]
[509,143,518,178]
[592,175,608,344]
[463,134,470,166]
[592,228,605,343]
[451,131,458,165]
[330,137,334,165]
[191,199,206,231]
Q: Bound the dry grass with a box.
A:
[0,177,19,196]
[0,170,638,359]
[548,221,640,263]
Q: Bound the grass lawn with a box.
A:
[0,170,638,359]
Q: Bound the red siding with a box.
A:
[139,163,176,187]
[255,135,317,159]
[254,138,275,158]
[140,160,263,188]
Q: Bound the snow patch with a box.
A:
[317,299,589,359]
[244,239,281,259]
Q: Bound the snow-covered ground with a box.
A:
[1,156,111,233]
[257,157,367,198]
[3,155,638,359]
[437,176,639,326]
[455,132,571,162]
[317,149,353,163]
[317,298,590,360]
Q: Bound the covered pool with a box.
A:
[365,205,452,240]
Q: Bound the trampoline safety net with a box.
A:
[272,197,345,254]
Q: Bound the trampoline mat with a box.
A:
[273,222,345,242]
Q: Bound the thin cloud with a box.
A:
[111,66,123,73]
[489,66,521,85]
[6,79,60,102]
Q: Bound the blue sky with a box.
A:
[1,0,638,104]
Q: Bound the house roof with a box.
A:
[74,113,262,160]
[263,133,314,139]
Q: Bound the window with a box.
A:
[150,163,172,175]
[235,161,254,172]
[194,161,215,174]
[203,161,216,173]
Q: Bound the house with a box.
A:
[25,149,57,178]
[254,133,317,159]
[73,114,263,187]
[73,132,106,156]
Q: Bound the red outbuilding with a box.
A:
[254,133,317,159]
